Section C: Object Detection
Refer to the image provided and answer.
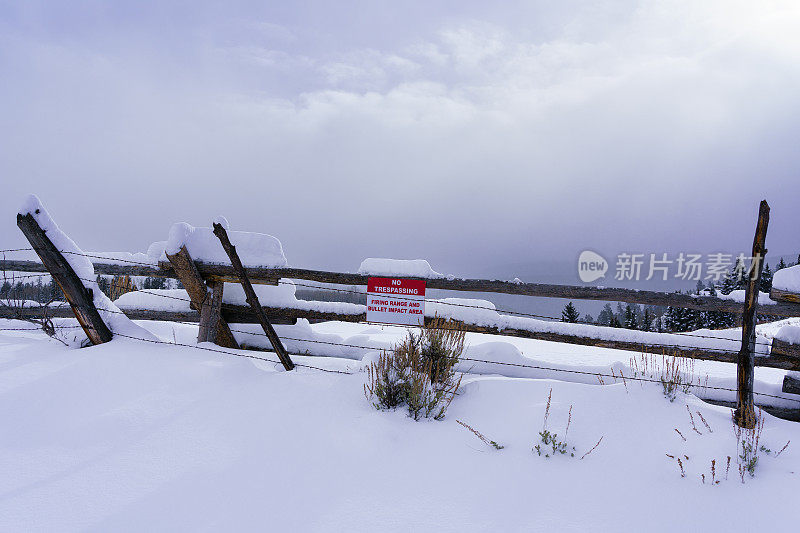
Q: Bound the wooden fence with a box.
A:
[4,263,800,371]
[3,200,800,423]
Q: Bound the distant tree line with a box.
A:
[1,276,63,303]
[1,275,179,304]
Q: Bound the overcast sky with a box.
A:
[2,1,799,278]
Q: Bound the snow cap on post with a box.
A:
[17,194,156,342]
[164,221,287,267]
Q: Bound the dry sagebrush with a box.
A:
[364,317,465,421]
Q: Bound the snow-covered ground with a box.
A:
[1,318,799,532]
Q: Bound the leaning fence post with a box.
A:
[212,222,294,371]
[16,212,113,345]
[734,200,770,429]
[165,245,240,349]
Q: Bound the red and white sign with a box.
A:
[366,277,426,326]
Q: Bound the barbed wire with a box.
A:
[0,325,83,331]
[110,332,353,375]
[86,274,774,352]
[108,287,757,355]
[61,276,770,357]
[0,249,782,349]
[223,325,800,404]
[0,272,52,281]
[128,322,800,404]
[3,290,796,404]
[6,247,774,327]
[60,251,160,267]
[282,279,775,348]
[0,266,778,355]
[0,248,34,254]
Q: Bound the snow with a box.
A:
[163,221,287,267]
[427,297,500,324]
[213,215,231,230]
[17,195,155,341]
[223,280,298,307]
[358,258,447,279]
[114,282,364,317]
[80,251,156,266]
[714,289,776,305]
[775,325,800,346]
[114,287,775,357]
[112,282,300,310]
[1,299,70,309]
[773,264,800,293]
[420,296,768,356]
[146,240,167,262]
[0,320,799,531]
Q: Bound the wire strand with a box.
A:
[106,327,799,404]
[0,248,34,254]
[64,280,762,357]
[283,279,775,347]
[0,247,781,347]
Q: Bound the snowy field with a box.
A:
[1,318,799,532]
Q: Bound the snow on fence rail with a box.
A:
[6,257,800,317]
[4,254,800,371]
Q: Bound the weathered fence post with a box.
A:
[785,374,800,395]
[165,245,240,349]
[212,222,294,370]
[16,212,113,345]
[734,200,770,428]
[198,280,224,343]
[110,275,136,301]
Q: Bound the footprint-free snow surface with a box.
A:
[1,319,799,532]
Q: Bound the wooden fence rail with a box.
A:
[4,298,800,372]
[4,258,800,318]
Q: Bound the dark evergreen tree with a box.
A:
[561,302,580,323]
[615,302,625,323]
[732,257,749,291]
[35,277,43,302]
[624,305,638,329]
[777,257,787,271]
[642,308,653,331]
[663,303,696,332]
[760,263,773,293]
[598,304,615,327]
[48,280,62,302]
[718,265,739,295]
[96,275,111,297]
[663,306,677,331]
[705,310,736,329]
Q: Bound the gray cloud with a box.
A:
[2,1,799,279]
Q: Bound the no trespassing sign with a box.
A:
[366,277,426,326]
